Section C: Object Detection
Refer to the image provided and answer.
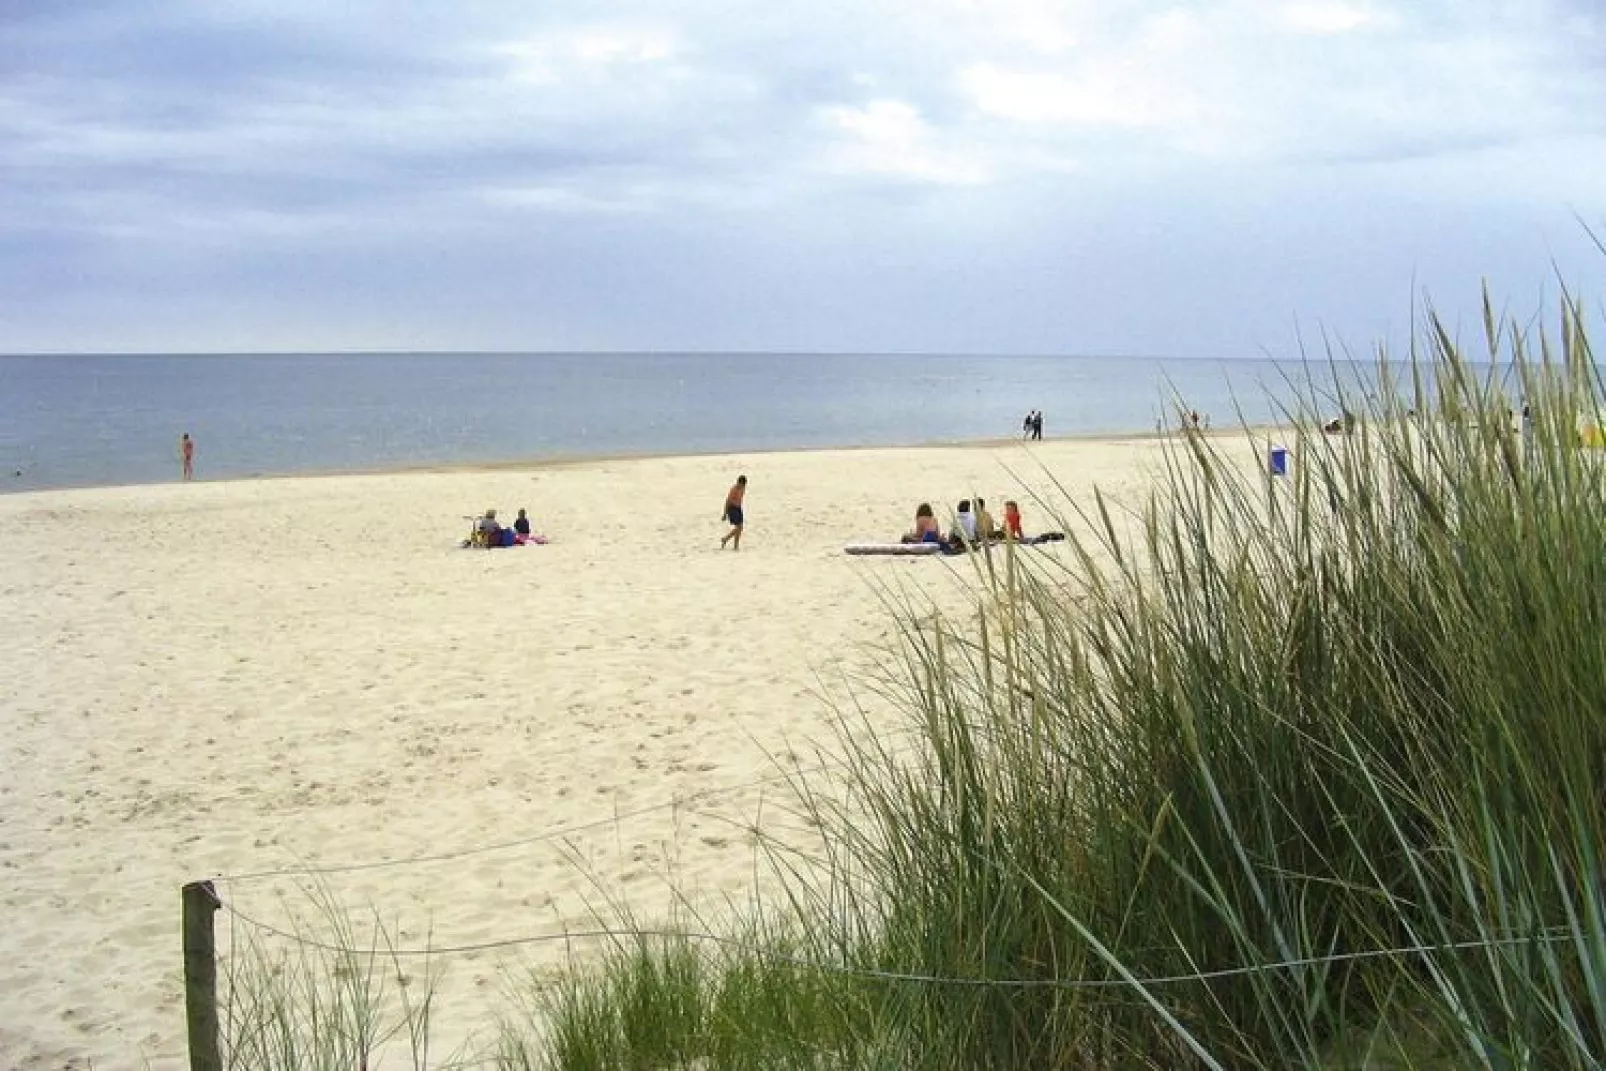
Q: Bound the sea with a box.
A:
[0,351,1433,493]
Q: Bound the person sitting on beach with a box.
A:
[474,509,502,547]
[974,497,998,541]
[514,508,531,537]
[901,502,943,544]
[951,500,978,546]
[1004,500,1024,541]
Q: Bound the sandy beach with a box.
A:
[0,434,1194,1069]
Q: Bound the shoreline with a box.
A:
[2,423,1282,499]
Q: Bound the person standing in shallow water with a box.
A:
[720,475,748,550]
[180,433,195,481]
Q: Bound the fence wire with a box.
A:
[218,897,1574,992]
[216,756,849,884]
[213,725,947,885]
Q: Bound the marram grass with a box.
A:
[525,297,1604,1070]
[222,294,1606,1069]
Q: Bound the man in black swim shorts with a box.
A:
[720,474,748,550]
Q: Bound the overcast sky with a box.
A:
[3,1,1604,356]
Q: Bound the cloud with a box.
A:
[942,1,1604,165]
[815,99,988,185]
[1,1,1603,353]
[7,2,1598,203]
[959,62,1194,129]
[1276,2,1393,34]
[495,23,683,81]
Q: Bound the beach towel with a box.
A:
[844,542,944,556]
[460,532,549,549]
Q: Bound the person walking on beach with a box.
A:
[1031,411,1044,440]
[720,474,748,550]
[1022,411,1034,440]
[180,432,195,481]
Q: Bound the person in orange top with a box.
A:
[720,474,748,550]
[1004,500,1024,541]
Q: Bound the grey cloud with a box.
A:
[3,1,1604,354]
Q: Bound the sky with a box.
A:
[3,0,1605,357]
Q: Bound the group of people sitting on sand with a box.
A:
[901,497,1028,549]
[464,507,545,548]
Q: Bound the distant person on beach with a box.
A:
[180,433,195,481]
[902,502,942,544]
[1004,500,1024,541]
[514,508,531,537]
[720,475,748,550]
[1031,411,1044,440]
[1022,411,1034,440]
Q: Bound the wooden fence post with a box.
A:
[182,879,222,1071]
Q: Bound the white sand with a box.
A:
[0,435,1198,1069]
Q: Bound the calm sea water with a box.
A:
[1,352,1387,492]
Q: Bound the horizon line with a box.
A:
[1,347,1288,361]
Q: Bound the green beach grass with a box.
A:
[222,293,1606,1069]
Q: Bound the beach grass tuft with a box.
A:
[526,293,1606,1067]
[221,886,445,1071]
